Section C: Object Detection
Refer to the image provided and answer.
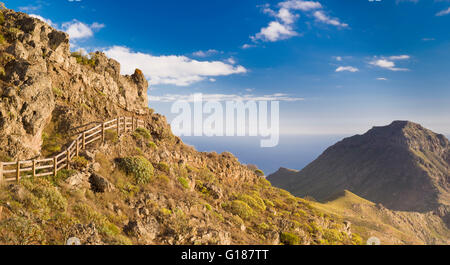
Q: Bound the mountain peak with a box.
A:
[268,121,450,213]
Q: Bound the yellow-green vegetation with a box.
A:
[134,128,151,140]
[177,177,190,189]
[41,132,64,155]
[237,193,266,212]
[71,51,97,67]
[157,162,170,174]
[118,156,154,184]
[52,87,63,97]
[71,156,89,170]
[254,169,265,177]
[226,200,255,220]
[147,141,157,149]
[280,232,299,245]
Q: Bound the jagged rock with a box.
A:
[191,228,232,245]
[65,172,90,190]
[124,219,159,244]
[0,10,149,160]
[69,223,102,245]
[89,173,115,193]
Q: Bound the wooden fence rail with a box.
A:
[0,116,145,184]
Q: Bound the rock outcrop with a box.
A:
[0,10,148,159]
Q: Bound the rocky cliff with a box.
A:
[268,121,450,216]
[0,9,358,245]
[0,9,148,160]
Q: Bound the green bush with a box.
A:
[280,232,299,245]
[157,162,170,174]
[22,178,68,212]
[134,128,151,140]
[238,193,266,212]
[178,177,190,189]
[254,169,265,177]
[72,156,89,170]
[147,141,157,149]
[52,87,63,97]
[118,156,154,184]
[71,51,97,67]
[0,33,5,45]
[228,200,255,220]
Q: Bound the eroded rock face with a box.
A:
[0,10,149,160]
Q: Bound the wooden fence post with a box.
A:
[53,156,57,177]
[82,132,86,149]
[16,159,20,184]
[117,117,120,136]
[67,149,71,170]
[76,139,80,157]
[32,160,36,178]
[0,162,3,185]
[102,123,106,143]
[132,117,136,131]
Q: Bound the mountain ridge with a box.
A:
[268,120,450,215]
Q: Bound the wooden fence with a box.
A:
[0,116,145,184]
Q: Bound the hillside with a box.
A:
[268,121,450,214]
[310,191,450,245]
[0,8,360,245]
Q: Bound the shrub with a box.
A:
[72,156,89,170]
[228,200,255,220]
[118,156,154,184]
[0,33,5,45]
[254,169,265,177]
[178,177,190,189]
[156,174,170,184]
[280,232,299,245]
[323,229,345,244]
[134,128,151,140]
[147,141,157,149]
[71,51,97,67]
[22,178,68,212]
[50,169,76,185]
[52,87,63,97]
[0,10,4,25]
[157,162,170,174]
[238,193,266,212]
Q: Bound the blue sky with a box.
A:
[8,0,450,135]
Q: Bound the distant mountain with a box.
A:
[268,121,450,217]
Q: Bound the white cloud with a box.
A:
[369,56,410,72]
[336,66,359,72]
[279,0,322,11]
[29,14,55,27]
[250,0,347,44]
[277,8,299,24]
[61,21,93,39]
[193,49,220,57]
[376,77,388,81]
[313,11,348,28]
[149,93,304,102]
[388,55,410,60]
[436,7,450,16]
[242,44,256,49]
[104,46,247,87]
[251,21,298,42]
[335,56,343,61]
